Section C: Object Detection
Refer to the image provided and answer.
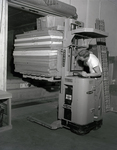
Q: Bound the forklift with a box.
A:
[57,18,109,135]
[27,18,108,135]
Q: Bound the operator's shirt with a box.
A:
[86,53,102,73]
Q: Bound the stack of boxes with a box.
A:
[37,15,65,31]
[95,19,110,112]
[13,15,65,80]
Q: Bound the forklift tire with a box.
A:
[70,126,90,135]
[93,120,102,130]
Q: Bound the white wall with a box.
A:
[87,0,101,28]
[70,0,88,27]
[100,0,117,56]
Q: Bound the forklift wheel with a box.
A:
[70,126,90,135]
[93,123,102,130]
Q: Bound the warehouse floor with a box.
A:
[0,100,117,150]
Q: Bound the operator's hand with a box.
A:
[81,71,88,77]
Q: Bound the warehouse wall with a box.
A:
[100,0,117,56]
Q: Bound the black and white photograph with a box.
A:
[0,0,117,150]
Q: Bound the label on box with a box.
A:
[20,83,29,88]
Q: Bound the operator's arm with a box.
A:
[81,66,102,77]
[87,66,101,77]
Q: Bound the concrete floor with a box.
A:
[0,101,117,150]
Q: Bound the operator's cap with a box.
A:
[78,48,89,58]
[78,47,87,52]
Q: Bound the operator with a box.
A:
[77,48,102,78]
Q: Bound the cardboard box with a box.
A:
[37,15,65,30]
